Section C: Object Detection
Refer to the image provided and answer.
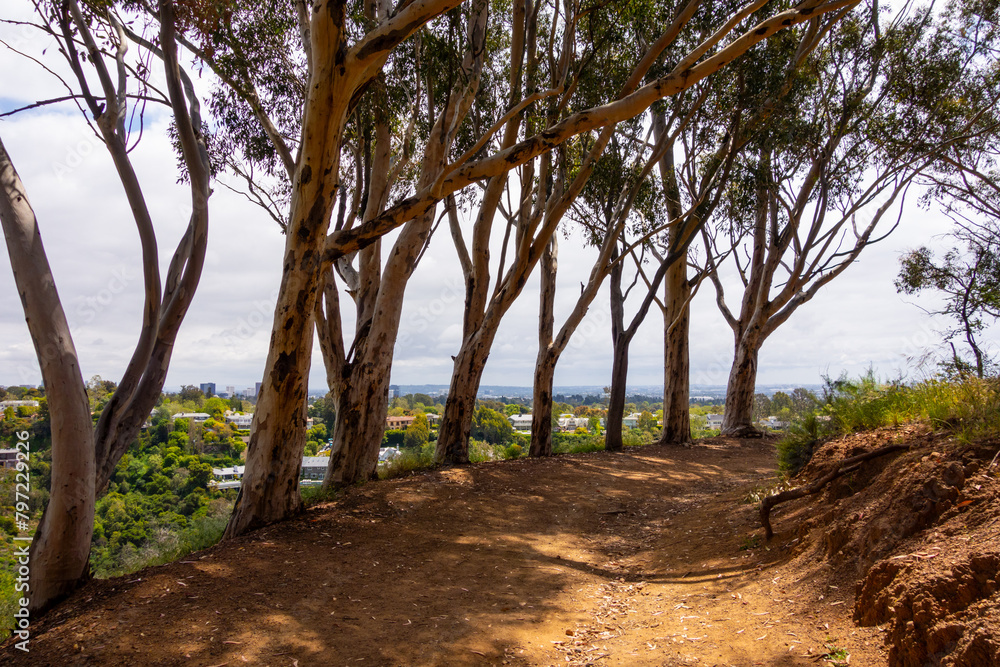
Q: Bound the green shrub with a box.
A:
[469,439,507,462]
[552,433,605,454]
[0,569,18,641]
[504,443,524,459]
[824,370,913,433]
[622,429,655,448]
[377,443,436,480]
[779,373,1000,475]
[776,413,836,475]
[383,429,406,446]
[91,498,232,578]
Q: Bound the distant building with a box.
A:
[426,413,441,426]
[379,447,400,462]
[0,449,18,469]
[386,415,415,430]
[255,382,262,398]
[706,414,724,430]
[623,413,641,429]
[0,400,39,409]
[200,382,216,397]
[759,416,789,431]
[388,384,400,399]
[212,465,245,481]
[210,466,244,490]
[226,385,236,397]
[173,412,211,423]
[557,415,589,432]
[225,412,253,429]
[508,413,533,431]
[301,456,329,480]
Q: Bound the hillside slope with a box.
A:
[1,428,997,666]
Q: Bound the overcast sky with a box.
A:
[1,7,989,395]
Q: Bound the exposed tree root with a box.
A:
[760,443,911,539]
[722,425,765,438]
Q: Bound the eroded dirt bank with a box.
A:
[2,430,997,666]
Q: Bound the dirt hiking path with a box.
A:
[3,438,888,666]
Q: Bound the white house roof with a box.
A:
[174,412,211,421]
[378,447,401,461]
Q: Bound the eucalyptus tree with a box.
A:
[597,16,830,448]
[315,0,493,488]
[896,226,1000,377]
[528,113,670,457]
[0,0,209,614]
[650,14,832,443]
[434,0,864,465]
[524,0,690,457]
[701,0,999,435]
[439,0,589,463]
[148,0,860,531]
[894,0,1000,378]
[603,128,733,450]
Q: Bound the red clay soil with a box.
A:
[2,429,998,667]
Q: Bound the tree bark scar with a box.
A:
[328,0,346,24]
[299,247,318,271]
[274,350,298,382]
[300,164,313,185]
[303,194,328,239]
[755,27,769,35]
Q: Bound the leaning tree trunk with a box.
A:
[530,237,558,457]
[660,259,691,444]
[224,101,350,537]
[0,138,96,615]
[324,220,432,487]
[721,328,764,436]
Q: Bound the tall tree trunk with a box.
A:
[224,88,350,537]
[324,213,434,487]
[653,112,692,445]
[530,237,558,457]
[660,254,691,444]
[325,354,391,486]
[721,329,763,436]
[605,338,630,452]
[606,247,627,452]
[436,336,493,464]
[0,138,95,615]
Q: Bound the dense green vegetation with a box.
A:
[777,372,1000,475]
[0,381,245,639]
